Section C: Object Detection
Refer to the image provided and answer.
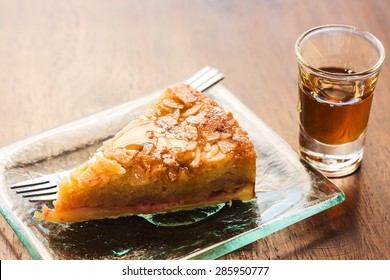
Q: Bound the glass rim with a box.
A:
[294,24,386,79]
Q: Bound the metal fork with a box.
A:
[11,66,224,202]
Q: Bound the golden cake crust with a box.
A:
[35,84,257,223]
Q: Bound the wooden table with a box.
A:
[1,0,389,260]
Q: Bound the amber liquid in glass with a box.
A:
[298,66,377,145]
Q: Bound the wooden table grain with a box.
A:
[1,0,389,260]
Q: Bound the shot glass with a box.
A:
[294,25,385,177]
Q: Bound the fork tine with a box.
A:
[188,67,220,90]
[16,185,57,194]
[11,177,51,189]
[185,66,213,85]
[195,71,224,92]
[186,66,224,93]
[22,190,58,198]
[11,170,68,190]
[29,194,58,203]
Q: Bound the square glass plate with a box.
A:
[0,84,344,260]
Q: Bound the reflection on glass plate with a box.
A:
[0,84,344,260]
[139,203,226,227]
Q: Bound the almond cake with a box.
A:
[35,84,257,222]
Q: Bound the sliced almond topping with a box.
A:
[152,149,163,159]
[232,128,244,141]
[190,147,201,167]
[220,132,232,139]
[142,142,155,155]
[185,125,198,140]
[158,116,178,127]
[172,109,180,120]
[163,98,184,109]
[176,90,198,104]
[205,144,219,159]
[186,111,206,125]
[211,151,226,161]
[204,131,220,142]
[162,153,178,167]
[186,115,202,125]
[112,148,136,167]
[203,142,211,152]
[182,104,202,117]
[186,140,197,151]
[218,139,236,153]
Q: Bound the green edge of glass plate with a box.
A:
[0,200,42,260]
